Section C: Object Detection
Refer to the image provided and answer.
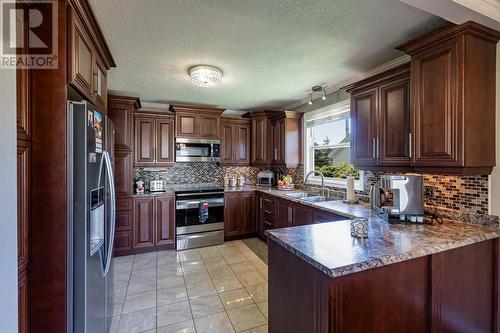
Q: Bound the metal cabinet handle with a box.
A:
[372,138,376,159]
[376,138,379,159]
[260,197,263,210]
[409,133,412,158]
[288,206,292,224]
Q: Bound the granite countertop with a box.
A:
[264,192,500,278]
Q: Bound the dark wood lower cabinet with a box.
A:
[156,195,176,246]
[18,268,28,333]
[268,238,500,333]
[224,191,256,239]
[133,197,155,249]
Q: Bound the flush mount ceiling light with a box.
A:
[189,65,223,87]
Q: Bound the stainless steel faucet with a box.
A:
[304,170,328,197]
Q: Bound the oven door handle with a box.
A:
[176,198,224,210]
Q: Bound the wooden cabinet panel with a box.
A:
[411,41,461,167]
[114,150,132,197]
[134,117,156,166]
[351,88,378,166]
[378,78,411,166]
[251,114,271,165]
[115,209,132,232]
[235,123,251,165]
[277,199,293,228]
[269,111,302,168]
[18,269,28,333]
[199,112,221,139]
[220,123,235,164]
[108,95,140,150]
[156,118,174,166]
[176,112,198,138]
[224,192,241,238]
[272,118,286,165]
[312,209,345,224]
[69,11,94,100]
[239,192,255,235]
[93,57,107,112]
[114,231,132,255]
[17,140,29,270]
[221,119,251,166]
[156,195,175,246]
[133,197,155,249]
[293,203,312,226]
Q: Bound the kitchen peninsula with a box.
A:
[265,200,500,333]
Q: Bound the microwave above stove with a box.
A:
[175,138,220,163]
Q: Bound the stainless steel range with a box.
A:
[174,184,224,250]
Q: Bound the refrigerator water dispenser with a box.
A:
[89,187,105,255]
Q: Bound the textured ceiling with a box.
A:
[89,0,442,110]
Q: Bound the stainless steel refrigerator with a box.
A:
[68,101,116,333]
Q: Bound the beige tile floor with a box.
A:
[110,239,269,333]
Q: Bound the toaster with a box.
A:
[149,180,167,192]
[257,170,275,187]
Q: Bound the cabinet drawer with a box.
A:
[116,209,132,231]
[117,198,132,210]
[114,230,132,255]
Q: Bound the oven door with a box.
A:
[176,194,224,234]
[175,138,220,162]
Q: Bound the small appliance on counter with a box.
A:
[257,170,275,187]
[149,179,167,192]
[136,180,145,194]
[371,174,426,224]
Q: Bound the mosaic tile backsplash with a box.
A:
[135,163,493,217]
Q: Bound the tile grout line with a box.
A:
[116,253,136,332]
[181,250,199,333]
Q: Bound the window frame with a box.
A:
[303,100,364,190]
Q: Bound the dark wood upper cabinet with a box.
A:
[134,116,156,165]
[108,95,141,151]
[156,118,175,165]
[176,111,198,138]
[251,111,302,167]
[134,112,175,167]
[68,6,115,113]
[156,195,175,246]
[251,111,272,166]
[397,21,500,175]
[171,104,224,140]
[350,87,379,166]
[221,118,251,166]
[346,64,411,169]
[133,197,155,249]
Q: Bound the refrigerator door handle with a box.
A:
[100,150,116,277]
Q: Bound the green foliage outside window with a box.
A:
[313,148,359,179]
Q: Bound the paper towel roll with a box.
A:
[346,176,355,202]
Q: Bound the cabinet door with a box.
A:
[176,112,198,138]
[293,203,312,226]
[378,78,411,166]
[239,192,255,235]
[133,197,155,249]
[114,150,132,197]
[69,11,94,100]
[156,195,175,246]
[224,192,240,237]
[115,209,132,232]
[18,269,28,333]
[220,123,235,164]
[312,209,345,224]
[156,118,174,166]
[114,231,132,255]
[412,41,462,167]
[235,123,251,165]
[134,117,156,166]
[277,199,293,228]
[199,113,221,139]
[273,118,286,166]
[93,57,108,112]
[251,116,270,165]
[108,102,134,150]
[351,88,378,165]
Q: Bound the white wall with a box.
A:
[491,43,500,217]
[0,66,18,330]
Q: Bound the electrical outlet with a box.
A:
[425,186,435,198]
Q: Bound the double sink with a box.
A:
[283,192,337,203]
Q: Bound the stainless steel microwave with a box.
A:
[175,138,220,162]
